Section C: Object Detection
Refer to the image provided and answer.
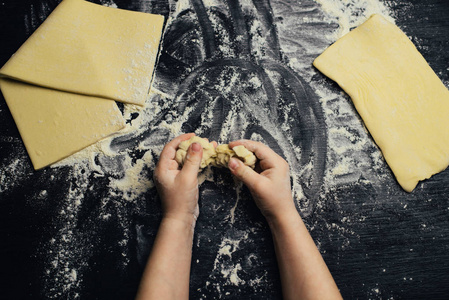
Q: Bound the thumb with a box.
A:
[181,142,203,176]
[228,157,260,188]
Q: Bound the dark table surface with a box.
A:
[1,0,448,299]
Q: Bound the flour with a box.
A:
[101,1,118,9]
[210,229,249,287]
[41,166,89,299]
[24,2,54,35]
[108,150,155,201]
[273,0,396,191]
[0,157,32,193]
[315,0,394,37]
[10,0,404,298]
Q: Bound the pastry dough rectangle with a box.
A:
[0,78,125,170]
[0,0,164,106]
[314,14,449,192]
[0,0,165,169]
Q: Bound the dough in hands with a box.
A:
[213,144,257,168]
[175,136,257,169]
[175,136,217,169]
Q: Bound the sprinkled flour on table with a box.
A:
[4,0,416,298]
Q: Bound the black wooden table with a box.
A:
[1,0,448,299]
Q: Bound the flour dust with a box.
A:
[7,0,406,298]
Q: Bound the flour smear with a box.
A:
[9,0,400,298]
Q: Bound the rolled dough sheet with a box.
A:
[0,0,165,169]
[0,78,125,170]
[314,14,449,192]
[0,0,164,106]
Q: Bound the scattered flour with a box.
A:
[0,157,31,193]
[101,1,118,9]
[272,0,395,191]
[8,0,403,297]
[211,230,249,287]
[108,151,155,202]
[315,0,395,37]
[41,166,89,299]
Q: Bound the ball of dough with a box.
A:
[175,136,216,169]
[213,144,256,168]
[213,144,235,167]
[232,145,257,168]
[174,136,257,170]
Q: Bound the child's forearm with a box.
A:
[268,210,342,300]
[136,217,195,300]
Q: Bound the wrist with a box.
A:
[266,207,302,233]
[162,212,198,229]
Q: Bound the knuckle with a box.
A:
[237,166,256,186]
[237,164,250,177]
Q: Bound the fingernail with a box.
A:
[191,143,201,153]
[228,158,239,170]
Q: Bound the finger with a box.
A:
[180,142,203,176]
[211,141,218,148]
[159,133,195,162]
[167,160,179,170]
[229,140,280,169]
[228,157,263,189]
[228,139,269,159]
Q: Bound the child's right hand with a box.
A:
[228,140,297,222]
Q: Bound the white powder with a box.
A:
[272,0,396,192]
[0,157,31,193]
[41,166,89,298]
[18,0,403,297]
[101,1,118,9]
[211,229,249,287]
[108,150,155,201]
[315,0,395,37]
[229,180,243,224]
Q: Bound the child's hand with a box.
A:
[228,140,296,222]
[154,133,204,227]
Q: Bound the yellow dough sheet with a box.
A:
[0,0,164,106]
[0,0,165,169]
[314,14,449,192]
[0,78,125,170]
